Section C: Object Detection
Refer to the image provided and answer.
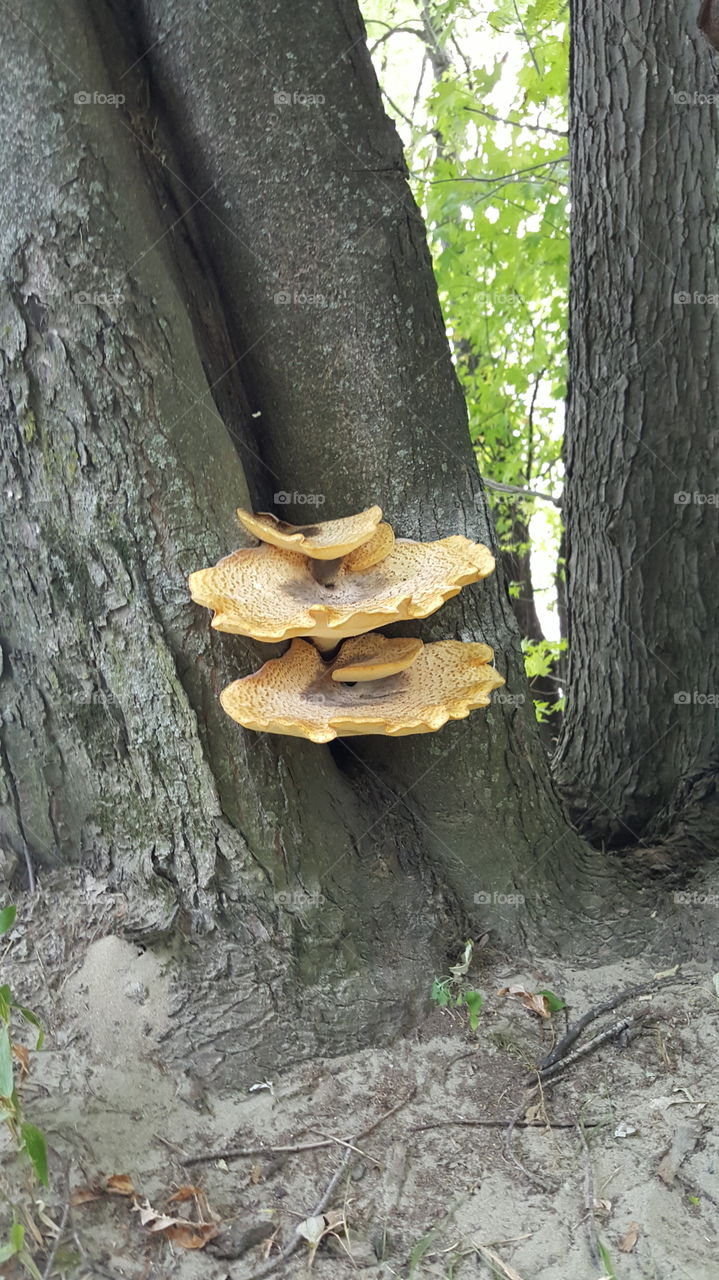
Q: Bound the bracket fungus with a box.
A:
[236,505,384,560]
[189,503,505,738]
[219,636,505,743]
[188,532,495,645]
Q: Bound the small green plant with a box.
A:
[431,941,485,1033]
[0,905,48,1188]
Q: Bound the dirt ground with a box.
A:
[1,875,717,1280]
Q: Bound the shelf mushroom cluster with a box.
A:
[189,505,505,741]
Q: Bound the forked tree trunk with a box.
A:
[0,0,686,1080]
[557,1,719,857]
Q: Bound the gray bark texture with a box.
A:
[557,1,719,856]
[0,0,701,1079]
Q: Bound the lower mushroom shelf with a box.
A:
[219,636,506,742]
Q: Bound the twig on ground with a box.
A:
[534,973,695,1076]
[41,1203,69,1280]
[475,1241,529,1279]
[417,1118,601,1132]
[186,1135,334,1165]
[231,1088,416,1280]
[532,1011,650,1086]
[577,1121,601,1266]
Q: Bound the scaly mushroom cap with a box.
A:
[236,505,383,560]
[220,638,505,741]
[188,536,495,644]
[330,634,423,682]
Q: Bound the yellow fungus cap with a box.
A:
[219,638,505,741]
[236,505,383,560]
[188,536,496,645]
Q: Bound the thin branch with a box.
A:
[533,973,697,1076]
[42,1203,70,1280]
[483,477,562,507]
[513,0,540,74]
[464,105,567,138]
[430,157,568,186]
[577,1122,601,1266]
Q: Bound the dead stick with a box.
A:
[186,1136,334,1165]
[534,974,695,1076]
[417,1118,601,1132]
[577,1122,600,1266]
[41,1203,69,1280]
[534,1011,648,1085]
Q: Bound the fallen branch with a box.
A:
[577,1122,601,1266]
[533,1011,650,1085]
[417,1118,601,1132]
[532,973,695,1077]
[186,1135,335,1165]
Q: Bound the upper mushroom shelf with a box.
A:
[189,529,495,645]
[220,635,505,742]
[236,505,385,560]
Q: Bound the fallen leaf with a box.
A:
[297,1216,326,1246]
[619,1222,640,1253]
[107,1174,136,1197]
[167,1185,202,1205]
[497,985,553,1018]
[70,1186,103,1206]
[164,1222,218,1250]
[11,1045,29,1081]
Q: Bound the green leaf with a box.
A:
[21,1122,49,1187]
[0,985,11,1022]
[0,905,16,937]
[0,1026,14,1098]
[431,978,452,1008]
[464,990,484,1031]
[538,989,566,1012]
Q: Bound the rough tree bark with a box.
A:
[0,0,691,1080]
[557,2,719,856]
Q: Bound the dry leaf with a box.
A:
[107,1174,136,1197]
[250,1162,264,1185]
[297,1216,327,1246]
[497,985,552,1018]
[70,1186,103,1206]
[167,1185,202,1205]
[11,1044,29,1081]
[619,1222,640,1253]
[164,1222,218,1250]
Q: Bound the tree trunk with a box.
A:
[0,0,676,1082]
[556,1,719,855]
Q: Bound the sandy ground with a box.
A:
[0,876,717,1280]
